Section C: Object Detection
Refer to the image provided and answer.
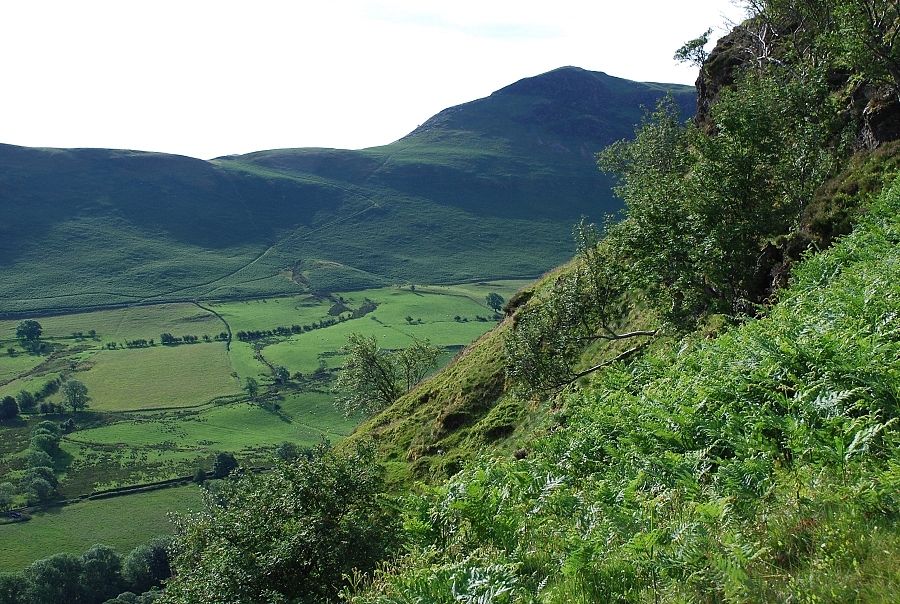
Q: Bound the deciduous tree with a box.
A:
[334,334,439,416]
[63,380,90,415]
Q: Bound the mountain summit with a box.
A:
[0,68,694,314]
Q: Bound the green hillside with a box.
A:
[0,68,693,314]
[153,3,900,601]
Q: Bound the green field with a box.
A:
[0,485,204,570]
[79,343,240,411]
[0,303,225,344]
[0,281,525,570]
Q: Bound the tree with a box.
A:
[243,377,259,399]
[273,366,290,386]
[395,339,441,392]
[164,443,397,604]
[23,554,87,604]
[212,452,238,478]
[16,390,36,413]
[24,466,58,489]
[63,380,90,415]
[674,27,713,68]
[275,441,302,462]
[0,572,27,604]
[15,320,42,343]
[30,433,59,456]
[0,482,15,513]
[24,449,53,469]
[193,467,206,484]
[123,538,171,594]
[0,396,18,420]
[81,544,125,602]
[485,292,505,313]
[26,477,54,504]
[333,334,440,416]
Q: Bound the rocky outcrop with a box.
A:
[695,22,900,149]
[860,89,900,148]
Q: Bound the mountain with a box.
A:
[0,67,694,314]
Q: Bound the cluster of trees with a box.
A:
[122,339,153,349]
[158,334,206,346]
[16,380,61,414]
[6,379,90,418]
[0,539,171,604]
[70,330,98,341]
[507,45,849,394]
[333,334,440,416]
[2,421,67,506]
[327,298,378,319]
[102,333,227,350]
[236,299,380,343]
[485,292,504,312]
[236,317,344,342]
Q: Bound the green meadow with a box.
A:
[0,280,524,570]
[79,344,240,411]
[0,485,204,571]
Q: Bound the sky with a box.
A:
[0,1,747,159]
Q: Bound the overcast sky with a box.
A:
[0,1,746,159]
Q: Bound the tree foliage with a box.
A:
[485,292,505,312]
[122,538,171,595]
[743,0,900,92]
[507,60,847,395]
[0,396,19,420]
[163,442,398,604]
[333,334,440,416]
[63,380,90,415]
[211,452,238,478]
[15,320,42,343]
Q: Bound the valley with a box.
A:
[0,279,527,568]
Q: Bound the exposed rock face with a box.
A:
[861,90,900,148]
[695,23,900,148]
[694,27,754,131]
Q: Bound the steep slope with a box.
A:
[0,68,693,314]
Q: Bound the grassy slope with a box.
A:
[0,69,693,314]
[345,143,900,489]
[344,267,581,482]
[347,173,900,604]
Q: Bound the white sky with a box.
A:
[0,1,746,159]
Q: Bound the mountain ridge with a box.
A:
[0,67,695,314]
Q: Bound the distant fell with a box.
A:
[0,68,694,314]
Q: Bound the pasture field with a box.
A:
[261,283,513,374]
[228,340,270,380]
[60,393,359,492]
[0,303,225,345]
[78,343,241,411]
[0,280,526,569]
[0,350,45,384]
[207,295,334,334]
[0,485,204,571]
